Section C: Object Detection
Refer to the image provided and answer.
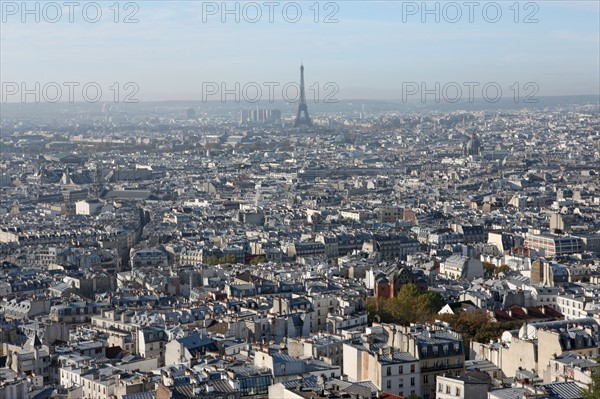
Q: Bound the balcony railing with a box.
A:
[421,362,464,372]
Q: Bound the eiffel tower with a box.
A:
[294,63,312,127]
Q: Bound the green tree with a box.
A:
[205,254,238,265]
[418,290,445,316]
[366,297,393,323]
[583,358,600,399]
[369,284,444,326]
[387,283,421,324]
[495,265,511,275]
[205,256,220,266]
[221,254,238,264]
[482,262,496,277]
[250,256,266,265]
[438,310,505,343]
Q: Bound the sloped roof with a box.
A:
[122,392,156,399]
[491,305,563,323]
[542,381,583,399]
[281,375,320,389]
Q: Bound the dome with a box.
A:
[465,134,483,156]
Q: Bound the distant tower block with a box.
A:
[294,63,312,127]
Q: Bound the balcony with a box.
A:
[421,362,464,372]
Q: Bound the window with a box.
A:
[387,366,391,376]
[411,377,415,386]
[446,386,451,394]
[456,387,461,396]
[399,365,403,374]
[438,383,443,392]
[424,375,428,383]
[387,380,391,389]
[410,364,415,373]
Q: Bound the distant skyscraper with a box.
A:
[294,63,312,127]
[240,109,281,124]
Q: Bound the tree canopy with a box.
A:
[583,358,600,399]
[366,284,445,325]
[205,254,238,265]
[482,262,511,277]
[438,310,506,343]
[250,255,266,265]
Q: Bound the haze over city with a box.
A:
[1,1,599,101]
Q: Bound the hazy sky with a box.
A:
[1,1,599,101]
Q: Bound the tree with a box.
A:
[368,284,444,325]
[205,254,238,265]
[388,283,421,324]
[250,256,266,265]
[366,297,392,323]
[482,262,496,277]
[438,310,506,344]
[495,265,511,275]
[205,256,220,266]
[221,254,238,264]
[582,358,600,399]
[418,290,445,316]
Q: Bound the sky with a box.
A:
[1,1,599,102]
